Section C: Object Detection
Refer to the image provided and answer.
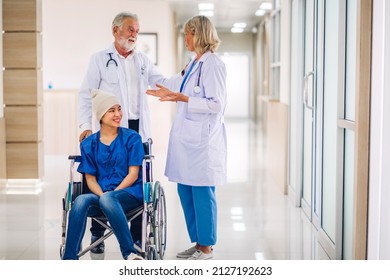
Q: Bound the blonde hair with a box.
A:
[184,15,221,54]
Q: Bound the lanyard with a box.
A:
[180,60,197,92]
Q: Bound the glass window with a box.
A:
[345,0,357,121]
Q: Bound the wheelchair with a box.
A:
[59,138,167,260]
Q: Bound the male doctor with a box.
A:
[77,11,175,255]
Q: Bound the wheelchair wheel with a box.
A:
[60,245,65,259]
[153,181,167,260]
[60,190,70,259]
[146,246,158,260]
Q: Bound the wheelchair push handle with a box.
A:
[143,138,154,160]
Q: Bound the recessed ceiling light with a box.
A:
[255,9,266,16]
[198,3,214,10]
[233,22,247,28]
[259,2,272,10]
[199,10,214,17]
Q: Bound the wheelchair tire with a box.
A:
[60,190,70,259]
[59,245,65,259]
[146,246,158,260]
[153,181,167,260]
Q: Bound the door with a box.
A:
[290,0,358,259]
[301,0,320,227]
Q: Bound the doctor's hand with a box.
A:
[146,84,189,103]
[79,130,92,142]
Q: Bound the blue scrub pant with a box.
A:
[177,184,217,246]
[62,190,141,260]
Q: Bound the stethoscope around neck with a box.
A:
[106,52,146,75]
[106,53,118,67]
[193,61,203,94]
[180,60,203,94]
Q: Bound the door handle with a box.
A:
[303,71,314,110]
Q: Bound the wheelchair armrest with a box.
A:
[68,155,82,162]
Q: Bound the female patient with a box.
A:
[62,89,144,260]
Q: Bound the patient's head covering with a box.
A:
[92,89,120,120]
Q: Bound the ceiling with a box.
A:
[158,0,269,33]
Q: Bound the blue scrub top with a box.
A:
[77,127,145,202]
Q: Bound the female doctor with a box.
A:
[146,15,227,260]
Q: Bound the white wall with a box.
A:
[279,0,291,105]
[42,0,176,90]
[218,32,254,53]
[368,0,390,259]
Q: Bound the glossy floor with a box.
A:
[0,103,323,260]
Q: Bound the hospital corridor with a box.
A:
[0,98,317,260]
[1,0,390,263]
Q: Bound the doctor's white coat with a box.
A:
[165,51,227,186]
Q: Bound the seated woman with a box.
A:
[62,89,144,260]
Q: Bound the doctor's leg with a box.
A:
[178,183,198,242]
[192,186,217,246]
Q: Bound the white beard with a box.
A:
[118,36,136,52]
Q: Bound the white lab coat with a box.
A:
[165,51,227,186]
[78,43,179,141]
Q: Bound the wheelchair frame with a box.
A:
[60,138,167,260]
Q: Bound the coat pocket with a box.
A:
[180,118,203,147]
[106,65,119,84]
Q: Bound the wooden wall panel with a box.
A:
[3,0,42,32]
[6,142,43,179]
[3,1,44,180]
[266,100,288,194]
[353,0,372,260]
[4,106,43,142]
[3,32,42,68]
[4,70,43,105]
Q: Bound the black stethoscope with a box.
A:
[193,62,203,94]
[106,53,118,67]
[106,52,146,75]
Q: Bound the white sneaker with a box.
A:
[176,246,198,258]
[187,250,213,260]
[128,253,144,260]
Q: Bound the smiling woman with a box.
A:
[62,89,146,260]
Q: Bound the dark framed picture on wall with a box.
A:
[137,33,158,65]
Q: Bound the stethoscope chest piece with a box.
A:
[194,86,201,94]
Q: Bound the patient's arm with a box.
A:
[85,174,104,196]
[114,166,140,191]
